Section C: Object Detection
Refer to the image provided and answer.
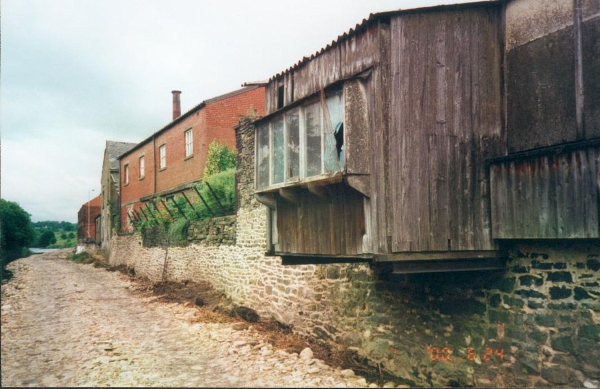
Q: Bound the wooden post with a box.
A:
[193,186,215,217]
[169,197,188,219]
[205,182,227,215]
[144,203,155,217]
[160,199,174,217]
[182,192,201,217]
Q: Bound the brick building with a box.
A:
[100,140,136,251]
[77,195,101,243]
[119,85,265,231]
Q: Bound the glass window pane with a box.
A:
[324,90,344,172]
[257,123,270,189]
[286,109,300,179]
[272,117,284,184]
[304,102,322,177]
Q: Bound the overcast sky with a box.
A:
[1,0,477,222]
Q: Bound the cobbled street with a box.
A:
[1,251,373,388]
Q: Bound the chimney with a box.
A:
[172,90,181,120]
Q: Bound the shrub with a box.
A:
[203,141,236,181]
[68,252,91,263]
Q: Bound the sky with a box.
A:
[1,0,478,222]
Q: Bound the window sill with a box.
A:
[184,154,194,161]
[255,171,344,194]
[139,176,145,181]
[124,182,129,186]
[159,167,167,172]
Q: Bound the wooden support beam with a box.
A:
[160,199,174,218]
[193,186,215,217]
[182,192,201,217]
[139,207,150,220]
[256,193,276,209]
[279,187,300,205]
[144,203,155,217]
[205,182,227,215]
[374,251,504,262]
[344,175,370,198]
[307,182,331,200]
[169,196,188,219]
[391,258,505,274]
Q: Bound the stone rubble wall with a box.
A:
[109,118,600,388]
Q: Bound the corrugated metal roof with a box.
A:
[268,0,503,82]
[119,85,262,159]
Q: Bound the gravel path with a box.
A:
[1,251,372,387]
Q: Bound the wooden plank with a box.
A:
[376,250,504,262]
[391,258,505,274]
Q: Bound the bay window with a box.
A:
[255,90,344,191]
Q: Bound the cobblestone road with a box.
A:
[0,251,380,387]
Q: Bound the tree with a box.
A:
[37,230,56,248]
[60,233,67,240]
[67,232,75,239]
[1,199,35,252]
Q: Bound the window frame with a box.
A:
[139,155,145,179]
[159,144,167,170]
[255,90,345,192]
[184,128,193,158]
[124,164,129,185]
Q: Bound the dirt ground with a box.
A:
[1,250,402,387]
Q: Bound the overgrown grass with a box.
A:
[68,252,91,263]
[135,168,235,234]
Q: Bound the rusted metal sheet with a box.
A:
[583,16,600,138]
[276,184,365,256]
[507,24,577,152]
[388,6,503,253]
[490,146,600,239]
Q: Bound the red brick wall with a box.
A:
[119,86,265,231]
[78,195,101,242]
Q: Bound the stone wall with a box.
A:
[109,118,600,388]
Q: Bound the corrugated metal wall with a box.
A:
[490,146,600,239]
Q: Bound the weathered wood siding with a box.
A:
[275,185,365,255]
[265,23,382,115]
[490,146,600,239]
[388,6,503,252]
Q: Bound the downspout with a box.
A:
[153,135,157,195]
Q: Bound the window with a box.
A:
[159,145,166,169]
[139,156,145,178]
[185,129,193,157]
[124,164,129,185]
[257,124,270,190]
[277,85,284,109]
[256,89,344,190]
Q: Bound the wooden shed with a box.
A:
[254,0,600,272]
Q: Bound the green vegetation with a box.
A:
[32,221,76,231]
[203,140,236,181]
[131,142,236,244]
[1,199,36,280]
[32,220,77,248]
[68,251,91,263]
[37,230,57,247]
